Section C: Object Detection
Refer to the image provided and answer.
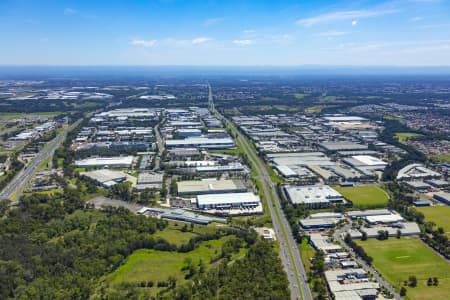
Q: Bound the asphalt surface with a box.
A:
[153,118,165,171]
[333,224,402,300]
[0,119,82,202]
[209,83,312,300]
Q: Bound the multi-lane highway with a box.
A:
[0,119,82,202]
[153,117,166,171]
[208,83,312,300]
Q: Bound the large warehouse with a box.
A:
[397,163,441,180]
[165,137,235,149]
[177,179,247,195]
[136,172,163,190]
[75,156,134,168]
[283,184,344,208]
[81,169,127,188]
[196,192,261,210]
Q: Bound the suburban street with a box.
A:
[0,119,82,202]
[209,83,313,300]
[333,224,402,300]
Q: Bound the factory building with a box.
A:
[176,128,202,137]
[396,163,441,180]
[433,193,450,205]
[325,268,379,300]
[196,192,261,210]
[300,212,343,229]
[136,172,163,190]
[165,137,235,149]
[75,156,134,168]
[283,184,344,208]
[81,170,127,188]
[177,179,246,196]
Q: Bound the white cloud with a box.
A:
[204,17,224,26]
[130,39,157,48]
[191,37,211,45]
[243,29,256,34]
[64,8,78,15]
[232,39,254,45]
[411,16,424,21]
[352,20,358,26]
[318,30,349,37]
[296,9,398,26]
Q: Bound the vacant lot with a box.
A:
[152,221,219,246]
[395,132,423,142]
[357,238,450,300]
[104,236,243,296]
[417,206,450,235]
[334,185,389,208]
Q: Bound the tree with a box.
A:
[400,287,407,296]
[427,278,433,286]
[409,275,417,287]
[433,277,439,286]
[396,229,401,239]
[361,231,368,241]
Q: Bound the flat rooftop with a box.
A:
[75,156,134,167]
[177,179,246,195]
[319,142,368,152]
[196,192,261,206]
[284,184,343,205]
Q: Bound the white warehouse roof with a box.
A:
[351,155,387,166]
[284,185,343,205]
[75,156,134,167]
[197,192,260,206]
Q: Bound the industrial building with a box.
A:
[319,141,368,152]
[177,179,246,195]
[309,233,343,253]
[81,170,127,188]
[300,212,343,229]
[324,268,379,300]
[433,192,450,205]
[176,128,202,137]
[137,207,226,225]
[196,163,245,173]
[343,155,387,169]
[75,156,134,168]
[347,222,421,239]
[283,184,344,208]
[196,192,261,210]
[165,137,235,149]
[365,214,404,224]
[396,163,441,180]
[347,209,392,220]
[136,172,163,190]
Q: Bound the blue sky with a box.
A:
[1,0,450,66]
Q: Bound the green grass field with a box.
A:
[152,221,218,246]
[357,238,450,300]
[416,206,450,235]
[334,185,389,209]
[395,132,424,142]
[299,239,315,273]
[104,236,241,296]
[429,153,450,163]
[208,147,242,156]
